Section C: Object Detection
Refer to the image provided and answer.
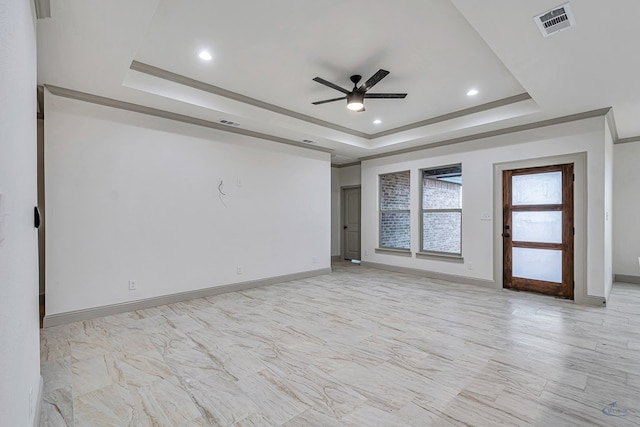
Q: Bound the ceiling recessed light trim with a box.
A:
[467,89,479,96]
[198,50,213,61]
[373,119,382,124]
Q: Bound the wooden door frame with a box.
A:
[492,153,594,304]
[502,163,574,298]
[341,185,361,261]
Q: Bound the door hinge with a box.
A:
[573,227,575,236]
[573,281,575,290]
[573,174,575,182]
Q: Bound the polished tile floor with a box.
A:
[40,262,640,426]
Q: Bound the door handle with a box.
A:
[343,226,348,230]
[502,233,510,238]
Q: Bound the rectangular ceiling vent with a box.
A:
[534,3,576,37]
[218,119,240,127]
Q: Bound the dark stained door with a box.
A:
[503,164,574,299]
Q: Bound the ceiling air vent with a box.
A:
[534,3,576,37]
[218,119,240,127]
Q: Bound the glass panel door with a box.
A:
[512,211,562,244]
[512,247,562,283]
[512,172,562,205]
[502,164,574,299]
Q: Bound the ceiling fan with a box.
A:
[312,69,407,112]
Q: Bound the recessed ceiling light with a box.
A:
[373,119,382,124]
[467,88,479,96]
[198,50,213,61]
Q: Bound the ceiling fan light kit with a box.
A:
[312,69,407,112]
[346,92,364,111]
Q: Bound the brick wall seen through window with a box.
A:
[380,171,410,249]
[421,165,462,254]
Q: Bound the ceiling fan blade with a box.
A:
[312,77,350,94]
[364,93,407,99]
[358,69,390,93]
[312,96,346,105]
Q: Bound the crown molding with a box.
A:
[44,85,334,154]
[130,61,368,139]
[331,161,361,168]
[369,93,531,139]
[129,61,534,141]
[359,107,612,162]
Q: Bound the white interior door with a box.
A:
[342,187,361,260]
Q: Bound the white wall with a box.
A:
[331,167,340,256]
[604,120,614,296]
[362,117,611,299]
[613,141,640,279]
[0,0,41,425]
[330,164,361,258]
[340,164,361,188]
[38,118,45,295]
[45,93,331,315]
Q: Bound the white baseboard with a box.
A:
[361,261,498,288]
[361,261,608,306]
[574,293,607,306]
[614,274,640,284]
[34,376,43,427]
[43,268,331,327]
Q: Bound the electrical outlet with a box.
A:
[364,250,369,257]
[128,280,137,291]
[236,267,242,275]
[466,262,473,270]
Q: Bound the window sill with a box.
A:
[416,252,464,263]
[375,248,412,257]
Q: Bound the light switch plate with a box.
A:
[0,214,5,247]
[0,193,6,247]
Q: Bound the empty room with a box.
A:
[3,0,640,425]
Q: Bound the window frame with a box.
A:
[419,164,463,258]
[378,170,411,251]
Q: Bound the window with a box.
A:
[421,164,462,255]
[379,171,411,250]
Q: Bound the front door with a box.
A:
[342,187,361,260]
[503,164,574,299]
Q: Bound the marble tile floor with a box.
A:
[40,262,640,426]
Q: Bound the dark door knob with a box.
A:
[502,233,511,238]
[343,226,348,229]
